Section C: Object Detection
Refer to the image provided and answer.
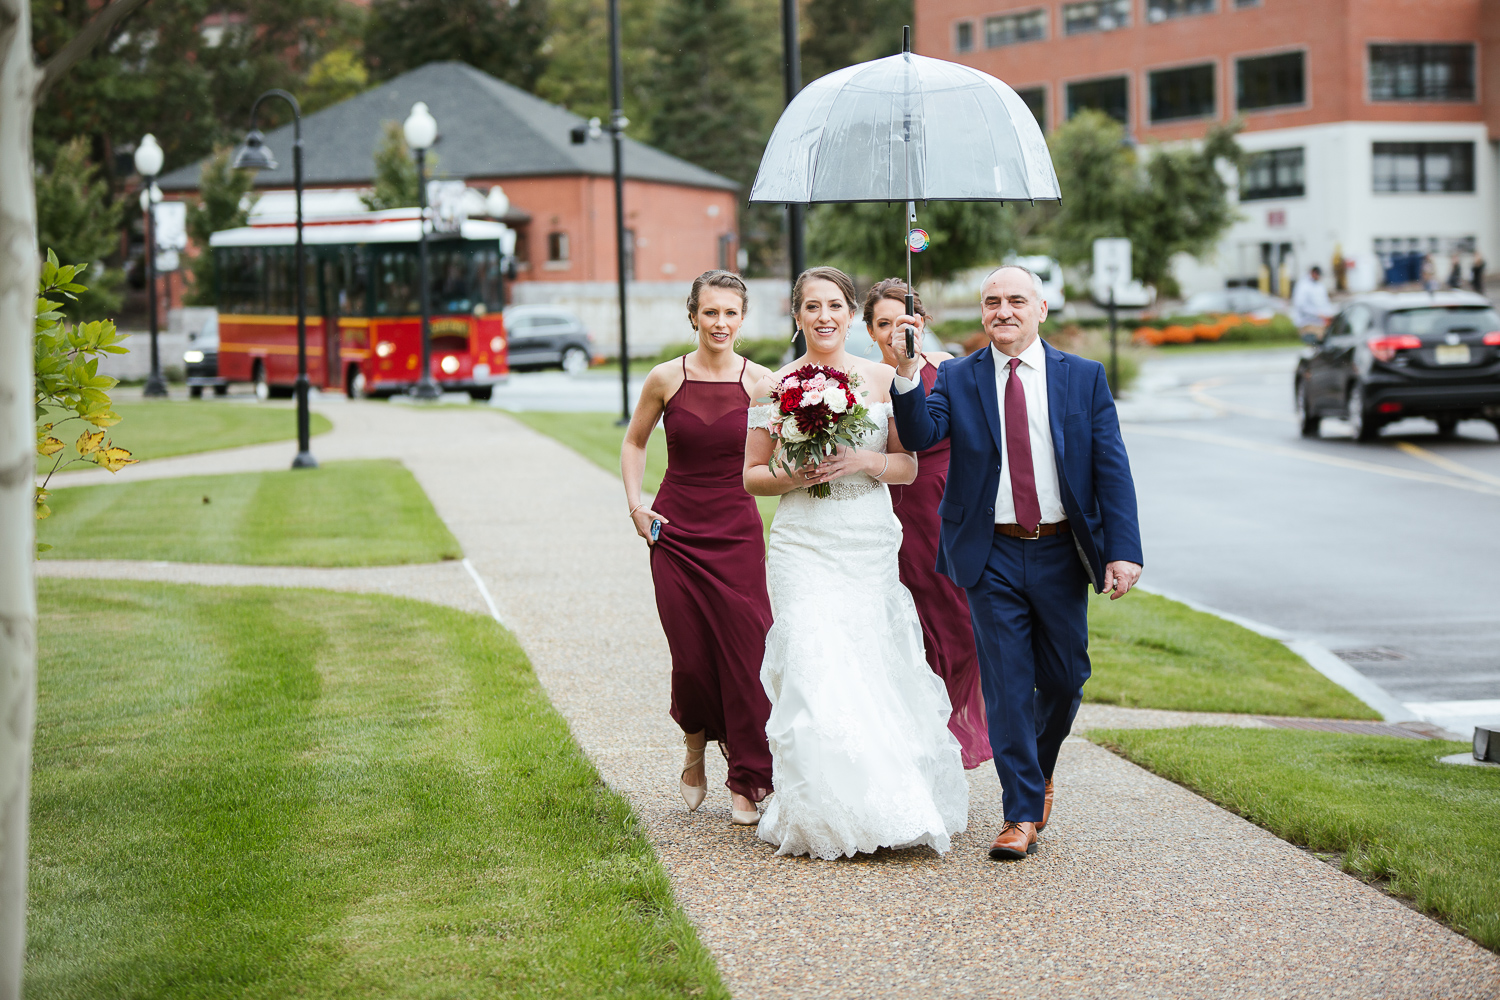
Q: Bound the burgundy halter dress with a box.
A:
[889,358,993,769]
[649,357,774,802]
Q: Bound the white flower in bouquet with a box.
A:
[821,386,847,413]
[781,420,809,443]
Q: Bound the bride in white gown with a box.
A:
[742,267,967,860]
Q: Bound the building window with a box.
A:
[1149,63,1215,122]
[1067,76,1129,125]
[1062,0,1130,35]
[985,9,1046,48]
[1234,0,1260,6]
[546,232,569,262]
[1369,44,1475,102]
[1237,52,1304,111]
[1240,148,1304,200]
[954,20,974,53]
[1016,87,1046,132]
[1147,0,1214,23]
[1372,142,1475,193]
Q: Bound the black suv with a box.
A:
[1295,291,1500,441]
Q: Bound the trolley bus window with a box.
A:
[373,243,505,316]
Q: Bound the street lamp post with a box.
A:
[404,102,441,401]
[606,0,630,425]
[780,0,806,356]
[134,134,167,398]
[233,89,317,469]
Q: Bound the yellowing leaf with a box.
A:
[97,446,136,472]
[36,542,52,553]
[82,409,121,428]
[35,506,51,521]
[76,430,104,455]
[36,436,64,457]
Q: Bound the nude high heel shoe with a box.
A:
[729,790,760,826]
[680,736,707,812]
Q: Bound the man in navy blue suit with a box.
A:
[889,264,1143,861]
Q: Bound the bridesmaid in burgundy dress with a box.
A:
[621,270,775,824]
[864,279,993,769]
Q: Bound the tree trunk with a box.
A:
[0,0,38,994]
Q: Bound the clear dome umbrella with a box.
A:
[750,27,1060,355]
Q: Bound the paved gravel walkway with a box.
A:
[44,398,1500,998]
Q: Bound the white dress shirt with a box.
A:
[894,337,1065,525]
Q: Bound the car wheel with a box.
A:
[1296,379,1320,438]
[561,346,589,376]
[213,384,228,397]
[346,365,366,400]
[468,386,493,402]
[189,385,204,399]
[1347,383,1379,442]
[1435,416,1458,439]
[252,362,270,403]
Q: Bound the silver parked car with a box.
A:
[502,305,595,374]
[1183,288,1290,320]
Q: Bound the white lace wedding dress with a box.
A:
[749,400,968,860]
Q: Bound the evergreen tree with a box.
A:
[808,200,1015,285]
[302,46,370,114]
[184,148,259,306]
[533,0,660,130]
[365,0,549,91]
[35,137,124,319]
[360,122,430,211]
[799,0,909,84]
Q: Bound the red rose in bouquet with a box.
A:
[759,364,877,497]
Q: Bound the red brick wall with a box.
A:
[914,0,1486,140]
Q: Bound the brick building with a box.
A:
[916,0,1500,294]
[159,60,740,293]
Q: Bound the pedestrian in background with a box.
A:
[1447,254,1464,289]
[1421,254,1438,292]
[1291,265,1335,334]
[620,270,775,826]
[1473,254,1487,296]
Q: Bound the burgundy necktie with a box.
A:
[1004,357,1042,533]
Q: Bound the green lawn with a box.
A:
[1094,727,1499,952]
[38,460,460,566]
[29,578,726,998]
[41,400,332,472]
[1086,590,1377,718]
[514,411,1377,719]
[508,410,779,534]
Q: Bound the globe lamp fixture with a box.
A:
[403,102,438,151]
[133,134,164,178]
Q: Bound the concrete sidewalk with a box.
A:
[42,398,1500,998]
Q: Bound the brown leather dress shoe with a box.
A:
[988,821,1038,861]
[1037,779,1055,832]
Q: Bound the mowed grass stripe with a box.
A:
[38,460,461,567]
[42,400,333,469]
[29,579,728,999]
[1094,727,1500,952]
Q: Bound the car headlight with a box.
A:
[183,350,204,364]
[473,363,491,379]
[375,341,396,357]
[489,336,505,353]
[440,355,461,374]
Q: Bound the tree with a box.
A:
[1041,110,1243,290]
[35,136,123,319]
[3,3,153,992]
[807,201,1017,285]
[360,121,427,211]
[365,0,549,92]
[533,0,660,129]
[301,45,369,115]
[800,0,909,84]
[184,148,258,306]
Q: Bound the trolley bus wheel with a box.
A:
[468,386,493,402]
[189,386,203,399]
[346,365,366,400]
[213,384,228,396]
[252,362,270,403]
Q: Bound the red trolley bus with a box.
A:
[205,208,515,400]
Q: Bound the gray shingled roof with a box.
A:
[159,61,737,193]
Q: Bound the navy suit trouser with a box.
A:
[965,531,1091,823]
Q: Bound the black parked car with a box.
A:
[1295,291,1500,441]
[502,305,594,374]
[183,314,229,398]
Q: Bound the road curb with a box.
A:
[1135,584,1417,722]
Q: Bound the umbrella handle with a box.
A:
[904,199,916,359]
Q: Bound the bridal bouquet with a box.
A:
[761,364,877,498]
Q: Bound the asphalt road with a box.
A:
[1119,347,1500,734]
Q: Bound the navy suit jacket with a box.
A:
[892,341,1143,591]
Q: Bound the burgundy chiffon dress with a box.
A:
[649,357,774,802]
[889,358,993,769]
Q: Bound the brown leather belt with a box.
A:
[995,520,1070,539]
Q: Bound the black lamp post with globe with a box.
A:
[232,89,317,469]
[403,101,442,402]
[134,134,168,399]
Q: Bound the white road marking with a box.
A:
[462,557,506,626]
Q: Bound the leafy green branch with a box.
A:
[35,250,136,523]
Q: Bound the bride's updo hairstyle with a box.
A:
[687,269,749,323]
[861,278,928,329]
[791,266,857,315]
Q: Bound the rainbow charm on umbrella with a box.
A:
[907,228,930,253]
